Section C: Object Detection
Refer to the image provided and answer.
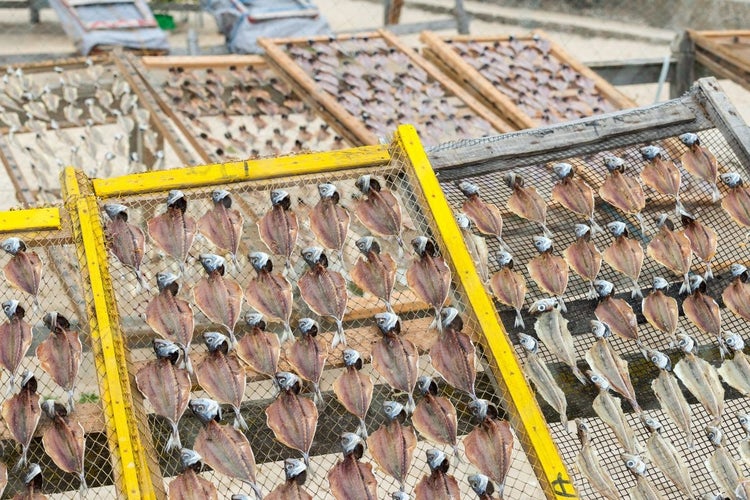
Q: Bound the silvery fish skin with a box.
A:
[265,459,312,500]
[333,349,373,438]
[705,426,744,500]
[367,402,417,492]
[594,280,639,342]
[640,146,683,215]
[430,308,477,400]
[519,333,568,430]
[194,332,247,431]
[602,223,643,299]
[527,237,569,312]
[411,376,459,459]
[463,400,514,498]
[531,298,587,384]
[36,312,81,411]
[679,133,721,202]
[738,414,750,466]
[574,420,621,500]
[682,276,723,356]
[2,372,40,471]
[644,348,695,449]
[458,182,508,249]
[550,163,601,231]
[721,172,750,230]
[0,301,32,395]
[722,265,750,323]
[717,332,750,397]
[414,449,461,500]
[599,156,646,233]
[505,172,551,236]
[456,214,490,283]
[673,334,724,426]
[641,278,679,342]
[680,213,717,280]
[646,216,693,295]
[590,373,642,454]
[354,175,404,249]
[350,237,397,313]
[145,273,195,373]
[103,204,148,289]
[641,416,694,498]
[40,400,86,495]
[197,190,244,267]
[562,225,602,300]
[192,254,244,345]
[258,190,299,272]
[489,252,527,329]
[628,472,665,500]
[586,332,640,412]
[406,237,451,331]
[309,183,350,263]
[1,238,42,307]
[265,373,318,465]
[135,346,191,452]
[327,433,378,500]
[147,190,196,272]
[287,319,328,405]
[371,313,419,412]
[298,247,348,348]
[245,252,293,343]
[236,314,280,387]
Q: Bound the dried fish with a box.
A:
[531,298,587,384]
[265,459,312,500]
[328,433,378,500]
[600,155,646,234]
[193,254,243,345]
[287,318,328,405]
[518,333,568,429]
[258,190,299,272]
[146,272,194,372]
[641,415,694,498]
[414,449,461,500]
[266,372,318,465]
[431,308,477,400]
[586,321,640,412]
[551,162,601,231]
[351,236,397,313]
[590,372,642,454]
[236,313,280,388]
[16,462,44,500]
[594,280,639,343]
[372,312,419,412]
[246,252,293,342]
[168,449,218,500]
[489,251,527,328]
[468,473,498,500]
[406,236,451,330]
[412,376,459,458]
[3,371,40,471]
[458,181,508,249]
[623,453,664,500]
[680,133,721,202]
[705,426,745,500]
[527,236,569,311]
[354,175,404,249]
[368,401,417,492]
[197,189,244,267]
[674,334,724,426]
[563,224,602,300]
[646,215,692,294]
[602,221,643,299]
[0,300,32,395]
[298,247,348,347]
[195,332,247,430]
[640,146,683,215]
[680,211,717,281]
[643,348,694,449]
[333,349,373,438]
[103,203,148,289]
[575,420,621,500]
[722,264,750,323]
[310,183,350,264]
[147,190,196,272]
[37,312,81,411]
[682,275,723,356]
[1,238,42,307]
[717,331,750,397]
[40,400,86,494]
[464,400,513,498]
[738,414,750,466]
[190,398,262,500]
[505,172,550,236]
[456,214,490,283]
[642,277,679,343]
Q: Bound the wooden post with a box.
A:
[671,30,695,98]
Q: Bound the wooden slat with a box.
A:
[141,54,266,69]
[696,77,750,168]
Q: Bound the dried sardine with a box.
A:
[195,332,247,430]
[518,333,568,430]
[328,433,378,500]
[333,349,373,437]
[2,371,40,471]
[37,312,81,411]
[298,247,348,348]
[599,156,646,234]
[351,236,397,313]
[412,376,459,459]
[309,183,350,264]
[717,331,750,397]
[406,236,451,331]
[354,175,404,249]
[258,189,298,273]
[489,251,527,329]
[287,318,328,405]
[527,236,568,312]
[551,162,601,231]
[593,280,638,343]
[1,238,42,307]
[674,334,724,426]
[0,300,32,395]
[103,203,147,289]
[575,420,621,500]
[531,298,587,384]
[197,189,244,267]
[367,401,416,492]
[456,213,490,283]
[563,224,602,300]
[458,181,508,249]
[640,146,683,215]
[680,133,720,202]
[266,373,318,465]
[236,313,280,387]
[586,321,640,412]
[372,313,419,412]
[40,400,86,494]
[646,215,692,294]
[246,252,293,342]
[414,449,461,500]
[505,172,550,236]
[147,190,196,272]
[641,415,694,498]
[464,400,513,498]
[145,272,195,373]
[641,277,679,343]
[590,372,642,454]
[430,308,477,400]
[193,254,243,345]
[602,221,643,299]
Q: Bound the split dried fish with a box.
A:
[641,277,679,343]
[464,400,514,498]
[590,372,642,454]
[722,264,750,323]
[354,175,404,249]
[468,473,498,500]
[103,203,147,289]
[327,433,378,500]
[594,280,638,343]
[147,190,196,272]
[372,312,419,412]
[643,348,694,449]
[287,318,328,405]
[717,331,750,397]
[623,453,664,500]
[602,221,643,299]
[193,254,243,345]
[505,172,550,236]
[641,415,694,498]
[3,371,40,471]
[646,215,692,294]
[0,300,32,395]
[245,252,293,342]
[266,372,318,465]
[195,332,247,431]
[414,449,461,500]
[197,189,244,267]
[412,376,459,459]
[640,146,683,215]
[680,133,721,202]
[527,236,569,311]
[430,308,477,400]
[490,251,527,329]
[168,449,218,500]
[40,400,86,494]
[258,190,299,272]
[531,298,587,384]
[236,313,280,388]
[37,312,81,411]
[551,162,601,231]
[587,321,640,412]
[309,183,350,264]
[674,334,724,426]
[563,224,602,300]
[680,211,717,281]
[367,401,417,492]
[682,276,723,356]
[575,419,621,500]
[705,426,745,500]
[721,172,750,233]
[351,236,397,313]
[600,156,646,234]
[298,247,348,348]
[1,237,42,307]
[265,459,312,500]
[333,349,373,437]
[458,181,508,249]
[518,333,568,429]
[145,272,195,373]
[456,213,490,283]
[738,414,750,466]
[406,236,451,330]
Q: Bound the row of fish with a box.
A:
[284,37,494,146]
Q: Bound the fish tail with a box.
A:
[68,389,76,412]
[250,482,263,500]
[559,410,569,433]
[557,296,567,313]
[514,309,525,329]
[303,452,310,467]
[541,223,552,238]
[385,301,394,314]
[636,212,646,237]
[631,280,643,299]
[711,183,721,203]
[33,295,40,313]
[497,236,511,252]
[572,365,588,385]
[14,446,27,472]
[5,375,14,397]
[357,418,368,439]
[452,445,462,463]
[281,323,293,344]
[233,406,249,431]
[231,252,241,271]
[338,249,345,267]
[178,262,185,275]
[182,350,194,375]
[397,235,405,250]
[704,262,714,281]
[679,274,691,295]
[433,306,443,332]
[285,259,298,280]
[135,268,150,292]
[686,428,695,450]
[166,421,182,452]
[406,392,415,414]
[332,320,346,348]
[589,217,604,235]
[313,383,323,407]
[79,473,88,497]
[586,281,599,300]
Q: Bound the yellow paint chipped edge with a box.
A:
[93,145,391,198]
[0,207,60,233]
[395,124,577,500]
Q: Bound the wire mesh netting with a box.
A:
[439,126,750,498]
[0,215,119,498]
[96,144,546,498]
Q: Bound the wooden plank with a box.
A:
[672,30,696,98]
[141,54,266,69]
[690,30,750,76]
[696,77,750,169]
[586,58,676,86]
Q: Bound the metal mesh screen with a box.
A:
[440,128,750,498]
[0,216,118,498]
[97,147,545,498]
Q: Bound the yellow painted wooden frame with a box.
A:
[395,124,577,499]
[0,207,60,233]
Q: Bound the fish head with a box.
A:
[675,334,696,354]
[283,458,307,484]
[730,263,748,282]
[622,453,647,476]
[594,280,615,299]
[340,432,365,459]
[533,235,552,253]
[588,371,610,391]
[20,370,36,393]
[355,236,380,255]
[679,132,699,147]
[529,297,558,314]
[0,236,25,255]
[640,145,663,161]
[103,203,128,222]
[153,339,181,364]
[43,311,70,333]
[495,250,514,269]
[687,274,706,295]
[248,251,272,273]
[383,400,407,422]
[603,155,625,173]
[503,172,523,189]
[606,221,628,238]
[679,207,697,226]
[455,212,471,229]
[411,236,438,257]
[41,399,58,419]
[643,348,671,371]
[705,426,723,447]
[199,254,226,275]
[156,272,179,295]
[468,474,494,496]
[275,372,301,393]
[189,398,222,424]
[180,448,203,472]
[721,330,745,353]
[417,375,438,396]
[245,312,266,330]
[518,332,539,354]
[641,414,662,434]
[166,190,187,212]
[737,413,750,433]
[297,317,318,337]
[301,246,327,268]
[652,277,669,292]
[203,331,230,354]
[391,493,410,500]
[654,213,674,231]
[552,162,574,180]
[1,299,21,320]
[342,349,363,370]
[426,449,450,473]
[23,463,42,489]
[270,189,292,209]
[375,312,401,336]
[318,183,339,203]
[440,307,463,331]
[721,172,743,188]
[355,175,381,194]
[211,189,232,208]
[458,181,479,197]
[573,224,591,240]
[575,419,590,445]
[468,399,498,423]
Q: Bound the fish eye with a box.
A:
[626,459,635,467]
